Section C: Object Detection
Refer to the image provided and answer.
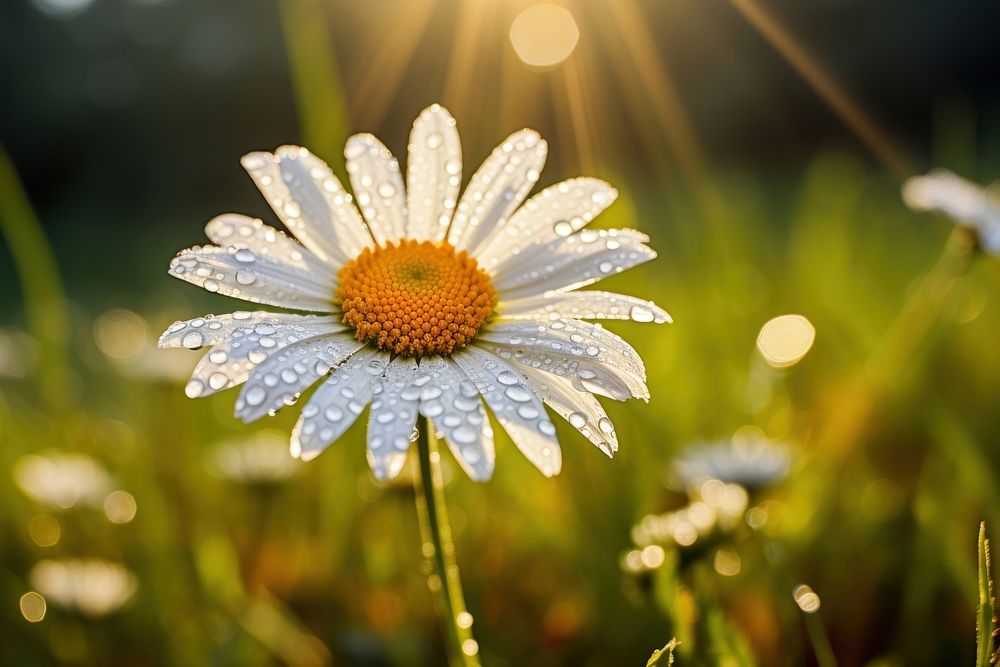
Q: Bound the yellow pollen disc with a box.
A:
[335,240,497,357]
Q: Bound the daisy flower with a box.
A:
[902,169,1000,254]
[159,104,668,481]
[671,434,790,491]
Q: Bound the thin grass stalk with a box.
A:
[413,420,481,667]
[977,522,997,667]
[277,0,351,174]
[0,144,70,407]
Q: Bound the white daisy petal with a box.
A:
[169,246,336,312]
[473,178,617,269]
[173,316,345,399]
[447,129,547,252]
[290,349,390,462]
[499,290,672,324]
[367,358,421,480]
[453,346,561,477]
[242,147,374,265]
[204,214,331,274]
[517,364,618,457]
[235,333,365,423]
[494,228,656,298]
[345,134,408,246]
[406,104,462,242]
[477,319,649,401]
[415,356,495,481]
[159,311,340,350]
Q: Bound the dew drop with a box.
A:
[209,372,228,390]
[504,385,532,402]
[245,386,267,407]
[184,379,204,398]
[553,220,573,237]
[234,248,256,263]
[630,305,654,322]
[517,405,539,419]
[182,332,204,349]
[236,270,256,285]
[497,370,520,386]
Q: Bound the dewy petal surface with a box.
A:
[447,129,547,253]
[291,349,390,461]
[235,333,366,423]
[454,346,561,477]
[499,290,671,324]
[345,133,408,246]
[204,214,329,274]
[473,178,617,270]
[415,356,495,481]
[162,314,344,399]
[493,228,656,298]
[477,320,649,401]
[406,104,462,243]
[169,246,336,312]
[367,358,420,480]
[242,147,374,265]
[517,363,619,457]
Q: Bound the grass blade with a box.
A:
[977,522,996,667]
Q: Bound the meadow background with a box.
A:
[1,0,1000,665]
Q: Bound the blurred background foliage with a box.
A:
[1,0,1000,665]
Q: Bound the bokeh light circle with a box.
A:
[19,592,46,623]
[509,4,580,69]
[756,314,815,367]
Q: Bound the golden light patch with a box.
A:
[336,240,497,357]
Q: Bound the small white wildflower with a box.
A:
[902,169,1000,254]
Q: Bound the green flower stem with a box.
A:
[413,420,481,667]
[0,144,70,407]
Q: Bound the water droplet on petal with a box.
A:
[554,220,573,236]
[245,386,267,407]
[497,370,520,386]
[504,385,532,402]
[182,332,204,349]
[630,305,654,323]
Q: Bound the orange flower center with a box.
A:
[335,240,497,357]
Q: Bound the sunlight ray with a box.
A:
[727,0,911,178]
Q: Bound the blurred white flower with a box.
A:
[902,169,1000,254]
[14,454,112,509]
[30,558,136,617]
[208,431,302,484]
[672,432,791,490]
[160,103,669,481]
